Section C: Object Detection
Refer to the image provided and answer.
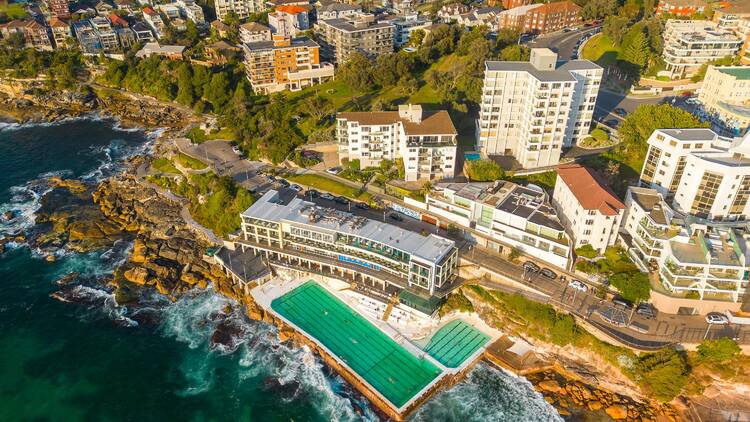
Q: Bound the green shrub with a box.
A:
[634,348,689,402]
[697,338,741,363]
[151,158,179,174]
[575,244,599,259]
[174,153,208,170]
[466,159,504,181]
[439,289,474,317]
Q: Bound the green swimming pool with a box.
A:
[271,281,442,408]
[424,320,490,368]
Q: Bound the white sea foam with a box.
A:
[0,114,107,132]
[0,179,52,236]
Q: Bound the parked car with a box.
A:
[335,196,349,205]
[612,296,633,309]
[277,179,289,187]
[523,261,540,273]
[389,213,403,222]
[685,97,700,105]
[636,303,657,319]
[605,119,620,128]
[705,312,729,325]
[568,279,588,292]
[326,167,342,175]
[290,184,302,192]
[308,189,320,198]
[355,202,369,210]
[320,193,335,200]
[540,268,557,279]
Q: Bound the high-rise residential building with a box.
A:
[552,164,625,253]
[655,0,707,17]
[662,20,743,79]
[242,35,334,94]
[214,0,266,21]
[315,12,394,63]
[697,66,750,134]
[640,128,750,221]
[336,104,458,182]
[477,48,602,169]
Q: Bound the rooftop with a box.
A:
[656,128,717,141]
[240,21,271,32]
[716,66,750,80]
[319,16,393,32]
[337,110,457,136]
[629,187,670,226]
[244,36,319,51]
[485,59,600,82]
[242,191,456,263]
[556,164,624,216]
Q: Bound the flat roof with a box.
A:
[716,66,750,80]
[243,190,456,263]
[319,17,393,32]
[656,128,717,141]
[272,281,442,408]
[485,59,600,82]
[244,36,318,50]
[557,164,624,216]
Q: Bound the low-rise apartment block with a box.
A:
[497,1,582,35]
[46,0,71,18]
[553,164,624,253]
[90,17,119,51]
[240,22,272,43]
[1,20,54,51]
[379,13,431,48]
[656,0,707,17]
[48,17,72,48]
[316,2,360,20]
[697,66,750,134]
[477,48,602,169]
[315,13,394,63]
[214,0,266,21]
[268,5,310,38]
[232,190,459,310]
[336,104,457,182]
[662,20,743,79]
[242,35,334,94]
[425,181,571,269]
[143,7,166,39]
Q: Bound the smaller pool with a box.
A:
[464,152,481,161]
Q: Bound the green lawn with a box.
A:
[0,3,28,19]
[174,152,208,170]
[286,173,371,202]
[151,157,180,174]
[581,33,621,67]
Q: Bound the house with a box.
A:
[95,1,115,16]
[552,164,625,253]
[90,16,119,51]
[73,20,102,53]
[131,21,155,41]
[23,20,54,51]
[436,3,470,23]
[211,19,230,37]
[142,6,166,38]
[48,17,72,48]
[240,21,272,43]
[135,41,186,59]
[337,104,458,182]
[317,2,359,20]
[268,5,310,38]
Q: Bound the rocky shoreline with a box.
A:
[2,79,689,421]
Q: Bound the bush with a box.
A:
[438,289,474,317]
[466,159,504,181]
[591,128,610,143]
[575,244,599,259]
[634,348,689,402]
[174,153,208,170]
[151,158,179,174]
[696,338,741,363]
[609,271,651,304]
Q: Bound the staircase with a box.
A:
[382,302,394,321]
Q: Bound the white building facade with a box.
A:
[337,104,458,182]
[662,20,743,79]
[477,48,602,169]
[214,0,266,21]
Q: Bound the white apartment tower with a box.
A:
[337,104,458,182]
[214,0,266,21]
[477,48,602,169]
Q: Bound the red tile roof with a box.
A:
[556,164,624,216]
[276,5,307,14]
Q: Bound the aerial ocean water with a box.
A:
[0,118,562,422]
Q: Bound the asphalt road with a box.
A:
[526,26,600,60]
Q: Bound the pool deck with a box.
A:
[251,276,498,419]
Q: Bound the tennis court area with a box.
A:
[271,281,442,408]
[423,320,490,368]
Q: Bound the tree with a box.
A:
[581,0,619,20]
[550,315,576,346]
[395,158,405,179]
[696,338,741,363]
[603,15,629,45]
[466,159,504,181]
[175,63,195,106]
[408,29,426,47]
[609,271,650,303]
[499,45,529,62]
[621,30,649,73]
[575,244,598,259]
[338,52,376,91]
[634,348,689,402]
[420,181,433,198]
[205,72,231,111]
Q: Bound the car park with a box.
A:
[320,193,335,200]
[523,261,540,273]
[540,268,557,279]
[636,303,657,319]
[389,213,403,222]
[705,312,729,324]
[568,279,587,292]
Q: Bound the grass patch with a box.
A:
[151,157,180,174]
[511,170,557,191]
[174,152,208,170]
[581,33,621,67]
[286,173,371,202]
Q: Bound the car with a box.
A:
[320,193,335,200]
[705,312,729,325]
[568,279,588,292]
[540,268,557,279]
[355,202,370,210]
[562,28,571,32]
[277,179,290,187]
[685,97,700,105]
[612,296,633,309]
[326,167,342,175]
[523,261,540,273]
[267,175,277,182]
[389,213,403,222]
[614,108,627,116]
[334,196,349,204]
[308,189,320,198]
[290,184,302,192]
[605,119,619,128]
[636,303,657,319]
[232,146,241,155]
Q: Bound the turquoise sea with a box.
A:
[0,118,562,422]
